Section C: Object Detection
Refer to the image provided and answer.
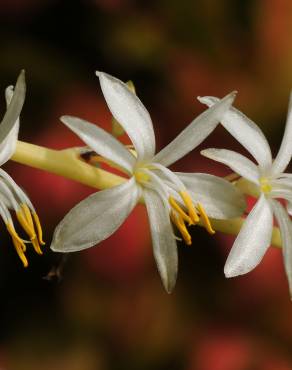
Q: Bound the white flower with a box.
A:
[200,93,292,296]
[51,72,244,292]
[0,71,44,267]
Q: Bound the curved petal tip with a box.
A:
[197,90,237,104]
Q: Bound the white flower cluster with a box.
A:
[0,71,44,267]
[2,71,292,295]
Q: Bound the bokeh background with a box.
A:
[0,0,292,369]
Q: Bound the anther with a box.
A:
[197,203,215,235]
[179,191,199,224]
[32,212,45,245]
[16,204,44,254]
[16,208,35,239]
[169,196,193,225]
[170,211,192,245]
[6,223,28,267]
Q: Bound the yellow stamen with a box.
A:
[259,177,272,194]
[13,239,28,268]
[32,212,45,246]
[197,203,215,235]
[16,208,35,239]
[21,204,34,227]
[170,211,192,245]
[169,196,193,225]
[16,204,44,254]
[6,223,28,267]
[179,191,199,224]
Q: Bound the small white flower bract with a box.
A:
[51,72,245,292]
[0,71,44,266]
[200,93,292,297]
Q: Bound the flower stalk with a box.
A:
[12,140,126,190]
[11,140,282,248]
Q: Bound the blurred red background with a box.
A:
[0,0,292,369]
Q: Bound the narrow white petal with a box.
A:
[0,178,19,211]
[51,178,140,252]
[275,175,292,204]
[201,148,260,184]
[176,172,246,219]
[198,96,273,170]
[287,201,292,216]
[271,200,292,298]
[144,188,178,293]
[0,70,25,144]
[270,180,292,203]
[224,194,273,277]
[272,177,292,187]
[61,115,136,173]
[0,86,20,165]
[271,92,292,175]
[0,168,32,208]
[153,91,236,167]
[97,71,155,161]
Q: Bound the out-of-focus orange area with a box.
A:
[0,0,292,369]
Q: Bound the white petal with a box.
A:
[286,201,292,216]
[271,92,292,175]
[51,178,140,252]
[61,115,136,173]
[0,86,20,165]
[270,179,292,203]
[153,91,236,167]
[97,71,155,161]
[0,168,32,208]
[144,188,178,293]
[272,177,292,187]
[224,194,273,277]
[176,172,246,219]
[201,148,260,184]
[0,70,25,145]
[271,199,292,298]
[198,96,273,170]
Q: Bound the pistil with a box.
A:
[259,177,272,194]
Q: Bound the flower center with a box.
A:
[169,193,215,245]
[259,177,272,194]
[134,169,150,184]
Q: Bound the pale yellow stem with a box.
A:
[12,141,126,190]
[235,177,260,197]
[11,141,282,248]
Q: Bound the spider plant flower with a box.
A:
[0,71,44,267]
[51,72,244,292]
[200,93,292,296]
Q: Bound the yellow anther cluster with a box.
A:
[8,203,45,267]
[169,191,215,245]
[259,177,272,194]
